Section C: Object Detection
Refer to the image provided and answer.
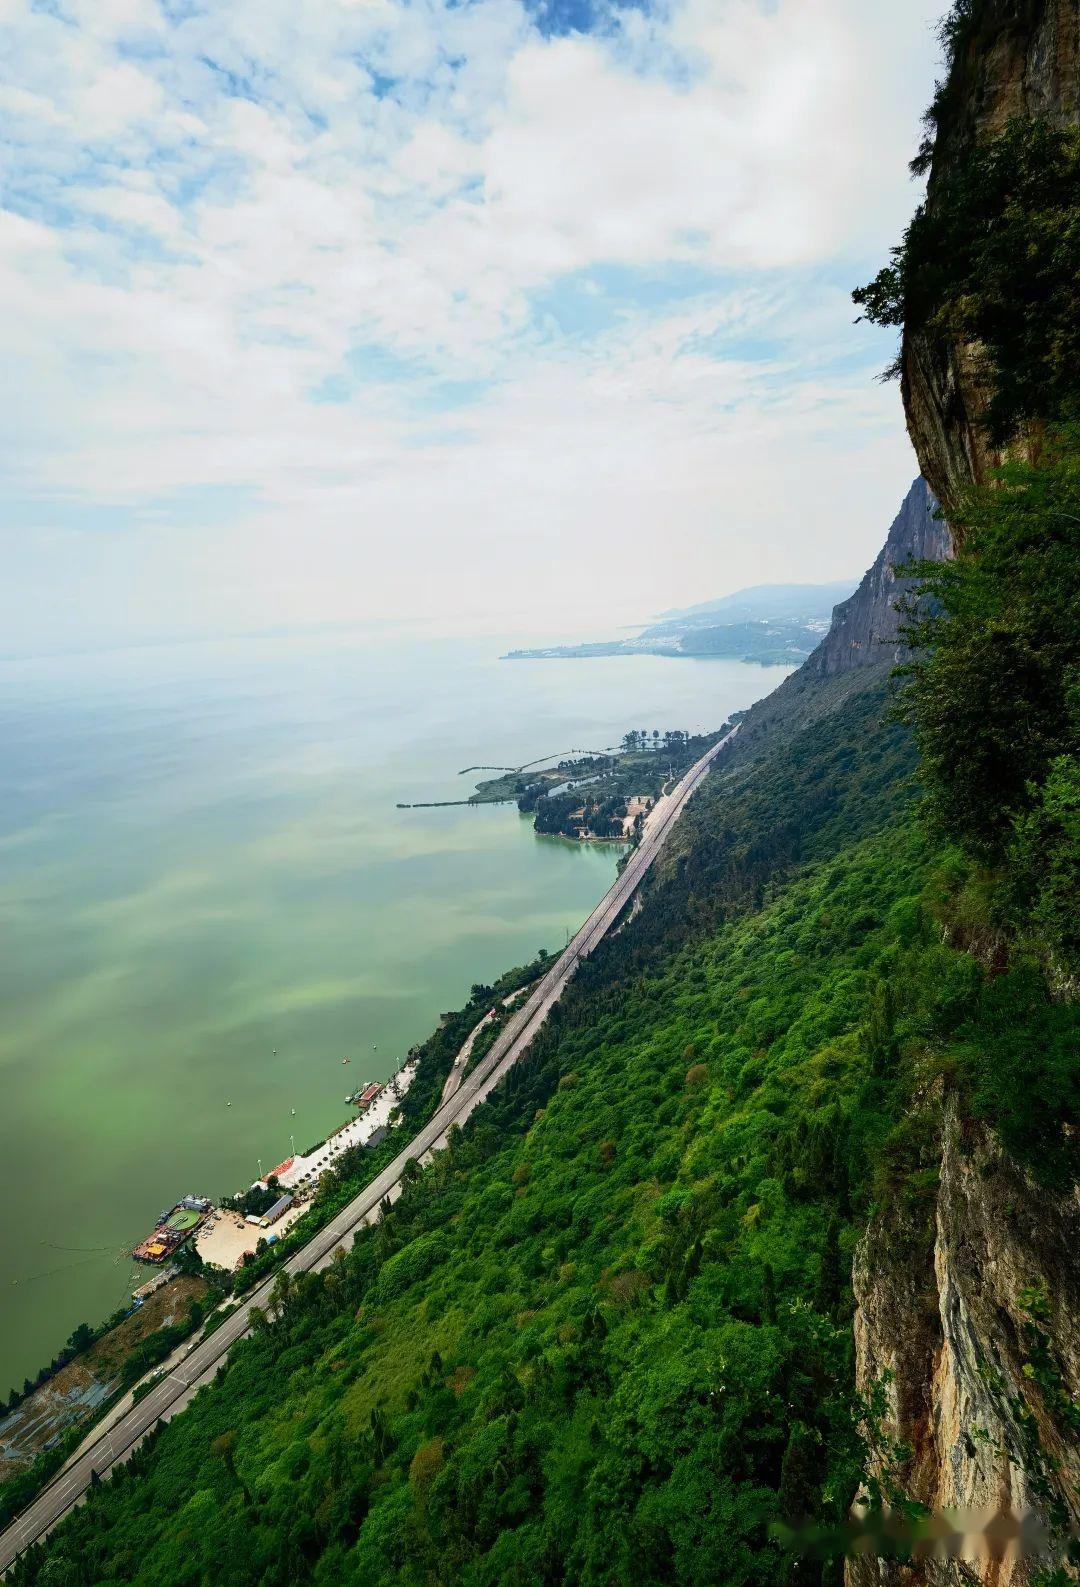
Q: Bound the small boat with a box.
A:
[290,1108,296,1116]
[226,1101,232,1107]
[342,1056,350,1065]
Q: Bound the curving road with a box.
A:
[0,723,737,1576]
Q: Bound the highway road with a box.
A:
[0,722,737,1576]
[439,1006,497,1105]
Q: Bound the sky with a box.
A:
[0,0,945,655]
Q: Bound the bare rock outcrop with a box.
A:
[799,478,951,680]
[848,1100,1080,1585]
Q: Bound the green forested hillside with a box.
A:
[14,813,930,1587]
[14,601,1076,1584]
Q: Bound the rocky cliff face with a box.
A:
[849,1099,1080,1586]
[846,10,1080,1582]
[902,0,1080,509]
[799,478,951,680]
[721,479,951,763]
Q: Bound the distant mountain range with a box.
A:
[504,580,856,667]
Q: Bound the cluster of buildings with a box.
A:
[129,1064,416,1276]
[132,1196,212,1265]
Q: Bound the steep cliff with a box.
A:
[721,478,950,770]
[847,11,1080,1582]
[799,478,950,680]
[902,0,1080,508]
[849,1098,1080,1586]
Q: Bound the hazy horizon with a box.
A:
[2,0,942,657]
[0,570,863,665]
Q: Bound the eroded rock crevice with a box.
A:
[848,1100,1080,1586]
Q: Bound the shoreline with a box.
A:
[0,724,732,1463]
[0,721,740,1570]
[0,1056,423,1482]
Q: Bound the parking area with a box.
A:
[195,1205,307,1271]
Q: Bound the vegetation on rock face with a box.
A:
[854,118,1080,445]
[908,0,991,176]
[846,17,1080,1555]
[896,431,1080,981]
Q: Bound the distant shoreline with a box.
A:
[502,580,851,668]
[504,644,797,665]
[397,726,741,846]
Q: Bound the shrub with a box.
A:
[855,120,1080,445]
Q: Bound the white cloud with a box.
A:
[0,0,943,653]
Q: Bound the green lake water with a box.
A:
[0,629,790,1394]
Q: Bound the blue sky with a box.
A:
[0,0,943,653]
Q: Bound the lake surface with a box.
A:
[0,629,790,1394]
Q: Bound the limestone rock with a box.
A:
[848,1100,1080,1585]
[800,478,951,681]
